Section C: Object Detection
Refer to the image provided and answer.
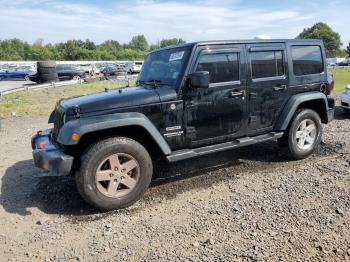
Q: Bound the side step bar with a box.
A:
[166,132,284,162]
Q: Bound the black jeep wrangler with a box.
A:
[32,39,335,210]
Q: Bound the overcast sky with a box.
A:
[0,0,349,46]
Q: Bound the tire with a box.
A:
[24,75,30,81]
[76,137,153,211]
[37,61,56,68]
[72,75,81,80]
[37,67,57,74]
[284,109,322,160]
[39,72,58,82]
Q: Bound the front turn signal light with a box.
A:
[71,132,80,141]
[38,140,47,149]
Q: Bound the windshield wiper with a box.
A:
[137,79,166,89]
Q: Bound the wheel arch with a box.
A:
[57,112,172,159]
[274,92,330,131]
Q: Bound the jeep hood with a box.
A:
[59,86,176,115]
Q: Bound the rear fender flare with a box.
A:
[274,92,329,131]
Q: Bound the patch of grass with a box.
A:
[333,67,350,94]
[0,80,135,119]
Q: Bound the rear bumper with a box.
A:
[32,129,73,176]
[326,97,335,123]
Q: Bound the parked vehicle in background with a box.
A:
[29,64,86,83]
[337,59,350,66]
[101,66,127,78]
[341,84,350,111]
[31,39,335,211]
[56,65,86,80]
[124,61,143,74]
[0,67,34,81]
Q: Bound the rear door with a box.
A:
[185,45,248,147]
[246,44,289,135]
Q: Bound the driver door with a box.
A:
[184,45,248,147]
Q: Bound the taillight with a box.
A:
[326,81,334,95]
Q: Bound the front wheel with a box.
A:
[76,137,153,210]
[284,109,322,160]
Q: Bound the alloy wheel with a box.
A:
[295,119,317,151]
[95,153,140,198]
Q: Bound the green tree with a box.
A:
[101,40,121,51]
[128,35,148,51]
[160,38,186,48]
[346,42,350,57]
[149,43,160,52]
[297,22,342,57]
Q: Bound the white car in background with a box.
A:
[124,61,143,74]
[341,84,350,110]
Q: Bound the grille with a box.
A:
[53,106,65,138]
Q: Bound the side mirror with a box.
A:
[188,71,209,89]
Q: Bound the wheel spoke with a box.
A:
[121,159,138,174]
[121,175,137,188]
[296,131,303,139]
[305,136,314,144]
[300,120,307,131]
[306,124,316,134]
[96,170,112,181]
[107,181,119,195]
[298,138,306,147]
[108,155,121,169]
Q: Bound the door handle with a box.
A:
[273,85,287,91]
[229,90,245,98]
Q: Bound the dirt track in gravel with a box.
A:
[0,106,350,261]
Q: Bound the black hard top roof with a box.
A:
[154,39,323,52]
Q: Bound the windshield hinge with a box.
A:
[74,106,81,119]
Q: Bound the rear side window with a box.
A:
[291,46,323,76]
[196,53,239,84]
[250,51,284,79]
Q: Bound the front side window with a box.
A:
[251,51,284,79]
[292,45,323,76]
[196,53,239,84]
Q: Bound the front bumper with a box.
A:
[31,129,73,176]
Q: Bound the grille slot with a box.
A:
[53,107,65,138]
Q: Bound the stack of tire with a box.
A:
[37,61,58,83]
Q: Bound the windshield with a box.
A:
[138,45,192,88]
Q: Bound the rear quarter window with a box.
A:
[291,45,323,76]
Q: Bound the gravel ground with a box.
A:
[0,106,350,261]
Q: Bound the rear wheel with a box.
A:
[72,75,81,80]
[283,109,322,160]
[76,137,153,210]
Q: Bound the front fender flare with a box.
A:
[274,92,330,131]
[57,112,172,155]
